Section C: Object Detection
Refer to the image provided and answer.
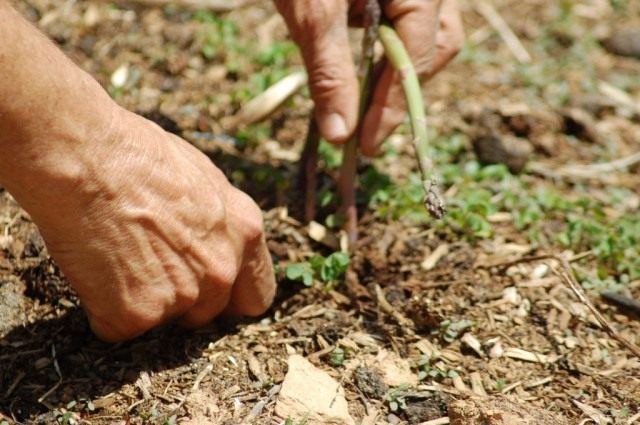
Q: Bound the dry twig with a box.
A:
[474,0,531,63]
[375,284,416,334]
[338,0,381,244]
[172,363,214,414]
[488,254,640,358]
[38,345,63,407]
[529,151,640,181]
[299,116,320,223]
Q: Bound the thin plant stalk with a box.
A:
[378,24,446,219]
[338,0,381,245]
[299,115,320,222]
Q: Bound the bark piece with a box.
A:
[362,349,419,387]
[0,280,26,337]
[448,395,570,425]
[275,355,355,425]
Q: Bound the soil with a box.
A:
[1,0,640,424]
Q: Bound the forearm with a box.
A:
[0,1,121,201]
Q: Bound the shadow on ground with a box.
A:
[0,307,229,422]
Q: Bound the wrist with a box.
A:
[0,94,124,205]
[0,2,125,212]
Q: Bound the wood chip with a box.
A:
[308,221,339,249]
[450,395,569,424]
[500,381,522,394]
[461,333,484,357]
[504,347,556,364]
[92,394,117,409]
[230,71,307,128]
[488,339,504,359]
[275,355,355,425]
[416,339,438,358]
[470,372,487,397]
[452,375,469,393]
[348,332,380,349]
[524,377,553,389]
[421,243,449,270]
[135,371,153,400]
[419,418,450,425]
[247,353,268,383]
[572,400,612,424]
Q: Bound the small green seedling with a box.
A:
[438,319,475,343]
[384,384,411,412]
[285,414,309,425]
[163,415,178,425]
[285,252,350,288]
[329,347,346,367]
[416,354,459,381]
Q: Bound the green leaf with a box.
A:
[285,263,314,286]
[440,319,475,342]
[319,252,350,282]
[329,347,345,366]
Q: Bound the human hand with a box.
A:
[24,109,276,342]
[275,0,464,156]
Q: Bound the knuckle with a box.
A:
[243,206,265,244]
[414,55,434,76]
[308,62,348,97]
[444,38,462,61]
[176,282,200,308]
[207,254,239,287]
[439,2,465,60]
[241,301,270,317]
[232,190,265,244]
[441,28,464,59]
[209,191,228,224]
[118,305,159,333]
[90,309,155,342]
[386,0,442,20]
[287,1,342,38]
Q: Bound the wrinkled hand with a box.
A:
[29,110,276,342]
[275,0,464,155]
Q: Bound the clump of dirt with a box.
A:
[405,393,450,423]
[354,366,387,399]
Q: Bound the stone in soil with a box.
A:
[275,355,355,425]
[472,134,533,173]
[602,28,640,59]
[354,366,387,399]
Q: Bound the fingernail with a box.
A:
[319,113,349,143]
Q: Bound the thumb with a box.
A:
[276,1,359,144]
